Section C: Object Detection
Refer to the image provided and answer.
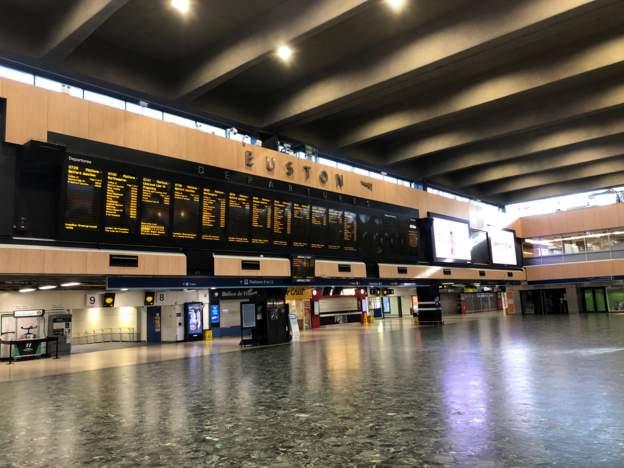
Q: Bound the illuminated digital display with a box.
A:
[64,161,103,232]
[343,211,357,252]
[489,230,517,265]
[104,171,139,235]
[140,178,171,237]
[310,205,327,249]
[227,192,250,243]
[403,216,419,253]
[327,208,343,250]
[173,183,200,239]
[432,216,471,261]
[251,195,272,245]
[272,199,292,247]
[292,203,310,248]
[201,187,226,241]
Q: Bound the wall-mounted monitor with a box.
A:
[431,215,471,262]
[470,229,490,264]
[489,229,518,265]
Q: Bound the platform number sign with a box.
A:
[85,294,101,308]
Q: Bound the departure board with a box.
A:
[343,211,357,252]
[310,205,327,249]
[327,208,343,250]
[64,161,103,231]
[383,214,400,253]
[251,196,272,245]
[227,192,250,243]
[140,178,171,237]
[404,216,419,253]
[292,256,315,278]
[292,203,310,248]
[201,187,226,241]
[173,183,200,239]
[272,199,292,247]
[104,171,138,235]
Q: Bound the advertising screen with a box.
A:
[489,230,518,265]
[184,302,203,339]
[64,159,103,232]
[432,216,471,262]
[470,229,490,264]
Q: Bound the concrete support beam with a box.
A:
[263,0,596,128]
[39,0,128,61]
[177,0,370,101]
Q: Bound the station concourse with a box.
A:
[0,0,623,465]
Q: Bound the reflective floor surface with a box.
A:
[2,313,624,466]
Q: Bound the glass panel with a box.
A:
[585,230,611,252]
[607,288,624,312]
[562,233,586,254]
[594,289,607,312]
[0,65,34,84]
[522,240,538,258]
[610,229,624,250]
[583,289,595,312]
[524,237,563,256]
[84,90,125,109]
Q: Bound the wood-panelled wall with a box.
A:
[525,259,624,282]
[314,260,367,278]
[213,255,291,277]
[514,204,624,238]
[0,245,186,276]
[378,263,526,282]
[0,78,470,220]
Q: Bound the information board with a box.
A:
[140,178,171,237]
[227,192,250,243]
[201,187,226,241]
[343,211,357,252]
[251,195,272,245]
[327,207,343,250]
[173,182,200,239]
[104,171,139,235]
[64,161,102,231]
[292,203,310,248]
[272,199,292,247]
[310,205,327,249]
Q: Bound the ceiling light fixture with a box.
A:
[276,44,294,63]
[386,0,407,12]
[18,288,36,293]
[38,285,57,291]
[61,282,81,288]
[171,0,190,15]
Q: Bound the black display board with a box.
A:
[55,148,422,262]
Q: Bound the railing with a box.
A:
[72,328,138,345]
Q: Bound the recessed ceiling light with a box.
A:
[121,288,129,292]
[171,0,190,15]
[18,288,36,293]
[276,44,294,63]
[61,282,81,288]
[38,285,57,291]
[386,0,407,12]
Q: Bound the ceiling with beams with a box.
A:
[1,0,624,204]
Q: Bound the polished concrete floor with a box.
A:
[1,313,624,466]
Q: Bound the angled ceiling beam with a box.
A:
[380,78,624,164]
[500,171,624,204]
[403,108,624,181]
[380,36,624,162]
[176,0,371,101]
[262,0,597,128]
[477,154,624,196]
[455,133,624,188]
[39,0,128,62]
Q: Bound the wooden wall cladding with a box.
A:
[518,204,624,238]
[0,77,471,221]
[0,245,186,275]
[213,255,291,277]
[525,259,624,282]
[314,260,367,278]
[378,263,526,281]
